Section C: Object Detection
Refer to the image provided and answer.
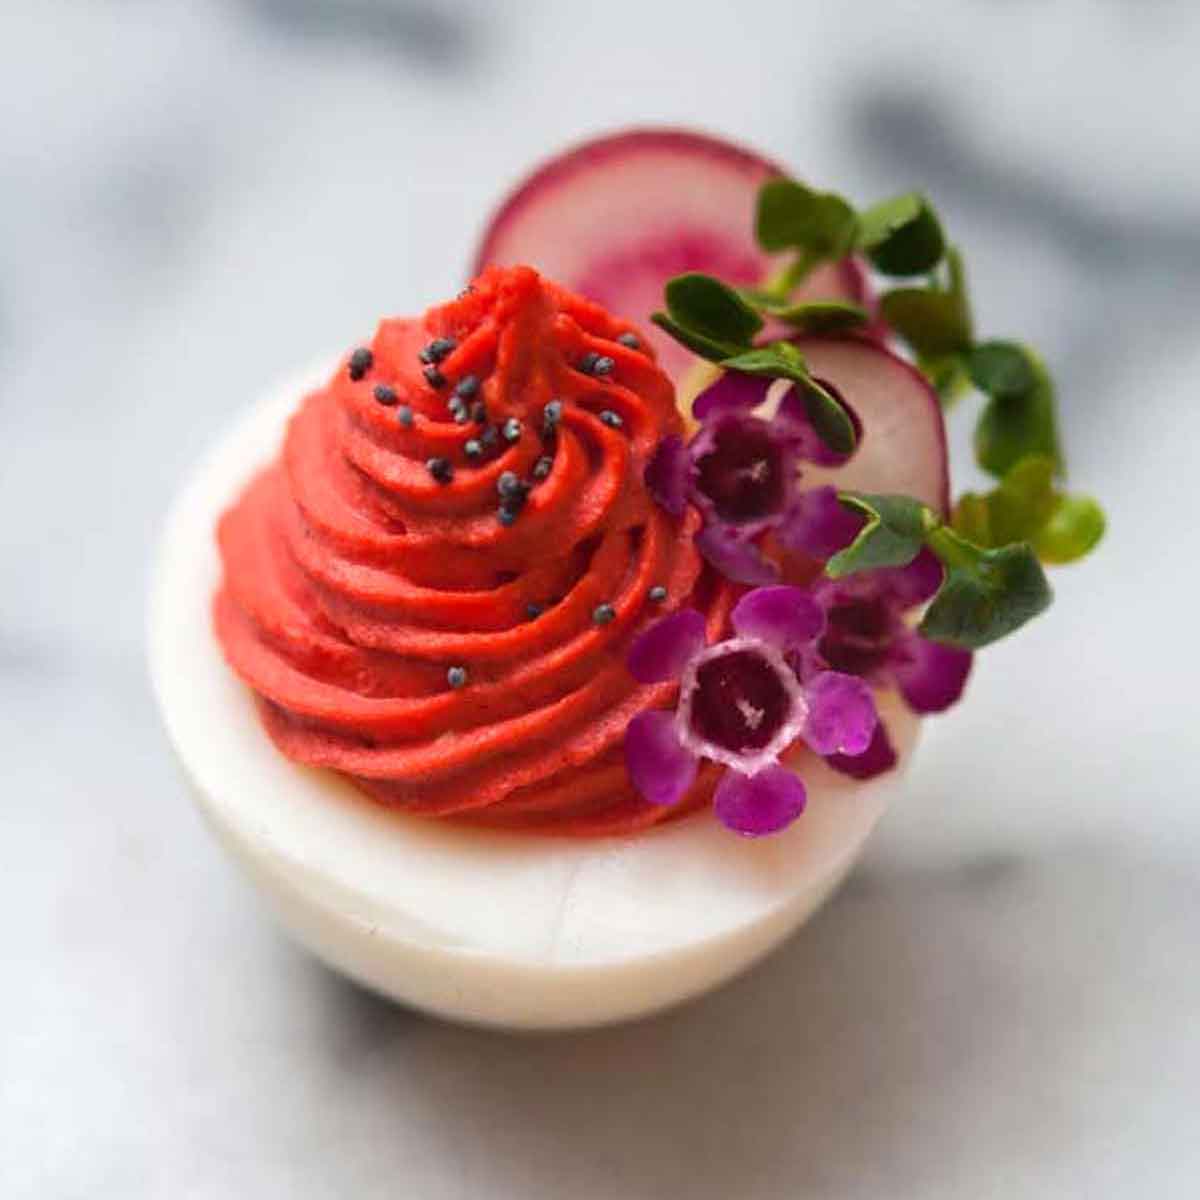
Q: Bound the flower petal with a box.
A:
[695,524,780,586]
[731,586,825,650]
[825,720,897,780]
[802,671,878,756]
[644,434,691,517]
[777,485,864,561]
[625,711,698,807]
[627,608,707,683]
[891,632,972,713]
[693,370,772,421]
[714,765,807,836]
[883,547,943,607]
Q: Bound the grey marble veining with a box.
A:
[3,1,1198,1196]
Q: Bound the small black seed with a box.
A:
[532,455,553,480]
[542,399,563,434]
[423,366,447,389]
[397,405,414,428]
[464,438,483,460]
[373,384,398,406]
[578,351,600,374]
[617,332,640,350]
[454,374,480,399]
[592,602,616,625]
[497,506,518,527]
[497,471,527,499]
[525,603,543,620]
[648,585,668,603]
[424,337,457,363]
[471,401,487,424]
[481,425,499,449]
[500,490,527,516]
[447,665,468,689]
[451,406,469,425]
[599,409,623,429]
[426,456,453,484]
[502,417,522,443]
[348,347,373,380]
[593,355,615,376]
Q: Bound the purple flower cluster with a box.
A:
[625,587,878,836]
[633,371,973,830]
[786,486,973,776]
[645,371,854,585]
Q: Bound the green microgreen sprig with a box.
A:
[649,174,1105,651]
[652,273,861,455]
[827,492,1052,649]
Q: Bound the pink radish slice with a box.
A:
[472,127,870,378]
[795,336,949,515]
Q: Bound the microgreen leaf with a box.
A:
[758,299,869,334]
[968,340,1038,399]
[1035,494,1106,564]
[857,192,946,276]
[825,492,1055,647]
[880,287,971,357]
[826,493,933,576]
[952,455,1104,567]
[720,342,857,455]
[920,531,1053,648]
[918,351,972,406]
[972,455,1059,546]
[755,179,859,258]
[719,341,809,380]
[664,272,763,346]
[801,377,859,456]
[650,312,747,363]
[974,350,1063,477]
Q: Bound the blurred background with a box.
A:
[3,1,1198,1196]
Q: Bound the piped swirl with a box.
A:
[214,266,733,833]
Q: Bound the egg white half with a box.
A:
[147,365,919,1030]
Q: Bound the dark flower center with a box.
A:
[689,648,792,754]
[694,417,786,524]
[820,594,895,676]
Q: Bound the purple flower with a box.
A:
[785,485,974,777]
[645,371,855,585]
[624,586,878,836]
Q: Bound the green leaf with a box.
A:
[920,532,1053,648]
[974,351,1063,477]
[826,493,934,577]
[758,299,869,334]
[979,455,1059,545]
[719,341,809,381]
[737,286,785,308]
[953,455,1103,567]
[951,492,992,545]
[880,288,971,357]
[720,343,857,455]
[650,312,747,363]
[857,192,946,275]
[801,377,858,456]
[755,179,859,258]
[1035,494,1106,564]
[968,340,1037,399]
[664,272,763,346]
[918,351,971,406]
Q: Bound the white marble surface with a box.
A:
[3,1,1199,1196]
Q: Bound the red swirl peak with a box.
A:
[214,266,732,834]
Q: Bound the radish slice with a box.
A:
[795,337,950,514]
[472,128,869,378]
